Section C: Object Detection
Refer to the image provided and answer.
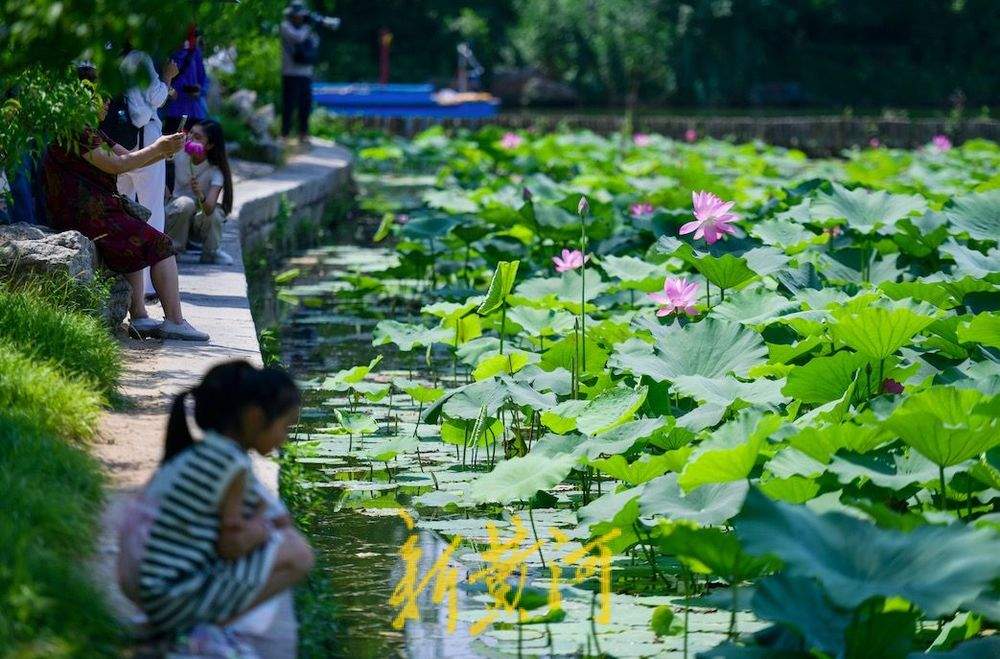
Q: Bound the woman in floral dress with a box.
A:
[41,112,209,341]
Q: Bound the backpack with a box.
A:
[291,36,319,65]
[100,95,143,151]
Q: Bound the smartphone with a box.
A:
[167,114,188,161]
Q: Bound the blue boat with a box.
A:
[312,82,500,119]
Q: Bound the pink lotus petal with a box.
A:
[684,129,698,143]
[682,305,698,316]
[931,134,952,151]
[501,132,523,149]
[679,220,700,236]
[869,137,880,148]
[633,133,651,147]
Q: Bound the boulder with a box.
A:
[0,224,98,282]
[0,223,129,330]
[105,274,132,330]
[227,89,258,122]
[249,104,276,140]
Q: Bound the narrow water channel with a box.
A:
[264,172,756,658]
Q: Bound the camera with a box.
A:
[306,12,340,30]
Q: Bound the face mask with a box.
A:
[184,140,206,158]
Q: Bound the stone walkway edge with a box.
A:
[93,140,353,656]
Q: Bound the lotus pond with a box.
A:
[271,127,1000,658]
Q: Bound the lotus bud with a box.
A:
[522,187,533,203]
[577,195,589,217]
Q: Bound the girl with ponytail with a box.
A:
[117,360,314,646]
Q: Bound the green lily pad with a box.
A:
[712,288,799,326]
[945,190,1000,242]
[465,453,578,505]
[883,386,1000,467]
[830,304,935,361]
[678,411,781,491]
[576,385,648,435]
[812,183,926,234]
[478,260,520,315]
[782,351,868,404]
[373,320,451,351]
[735,488,1000,617]
[612,318,768,382]
[639,473,748,525]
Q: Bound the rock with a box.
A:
[0,222,46,242]
[249,104,276,140]
[227,89,258,121]
[0,223,131,330]
[105,274,131,330]
[0,224,98,282]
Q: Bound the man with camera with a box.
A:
[281,1,339,146]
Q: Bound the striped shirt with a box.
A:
[138,431,279,635]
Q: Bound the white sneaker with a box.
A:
[158,319,210,342]
[129,316,162,337]
[200,249,235,266]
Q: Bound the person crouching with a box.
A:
[165,119,235,265]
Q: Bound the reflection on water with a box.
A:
[306,509,480,658]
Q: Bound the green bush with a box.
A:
[0,342,103,441]
[0,415,120,657]
[0,286,121,394]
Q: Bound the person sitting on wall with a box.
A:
[164,119,235,266]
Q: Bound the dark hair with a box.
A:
[195,119,234,215]
[163,360,301,463]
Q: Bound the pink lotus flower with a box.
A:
[868,137,880,149]
[680,191,739,244]
[649,277,699,317]
[184,140,206,158]
[932,134,952,151]
[633,133,651,147]
[629,202,655,218]
[396,213,410,225]
[500,132,523,149]
[828,225,843,238]
[553,249,585,273]
[684,129,698,143]
[882,378,904,395]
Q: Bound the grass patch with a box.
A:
[0,415,120,657]
[0,342,103,441]
[0,269,112,319]
[0,285,121,394]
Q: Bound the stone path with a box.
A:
[92,140,352,657]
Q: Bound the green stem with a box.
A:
[580,264,587,374]
[499,302,507,354]
[683,569,691,659]
[590,591,603,658]
[527,505,546,568]
[939,464,948,512]
[728,584,738,639]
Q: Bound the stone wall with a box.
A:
[236,143,354,256]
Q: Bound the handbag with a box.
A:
[117,193,152,223]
